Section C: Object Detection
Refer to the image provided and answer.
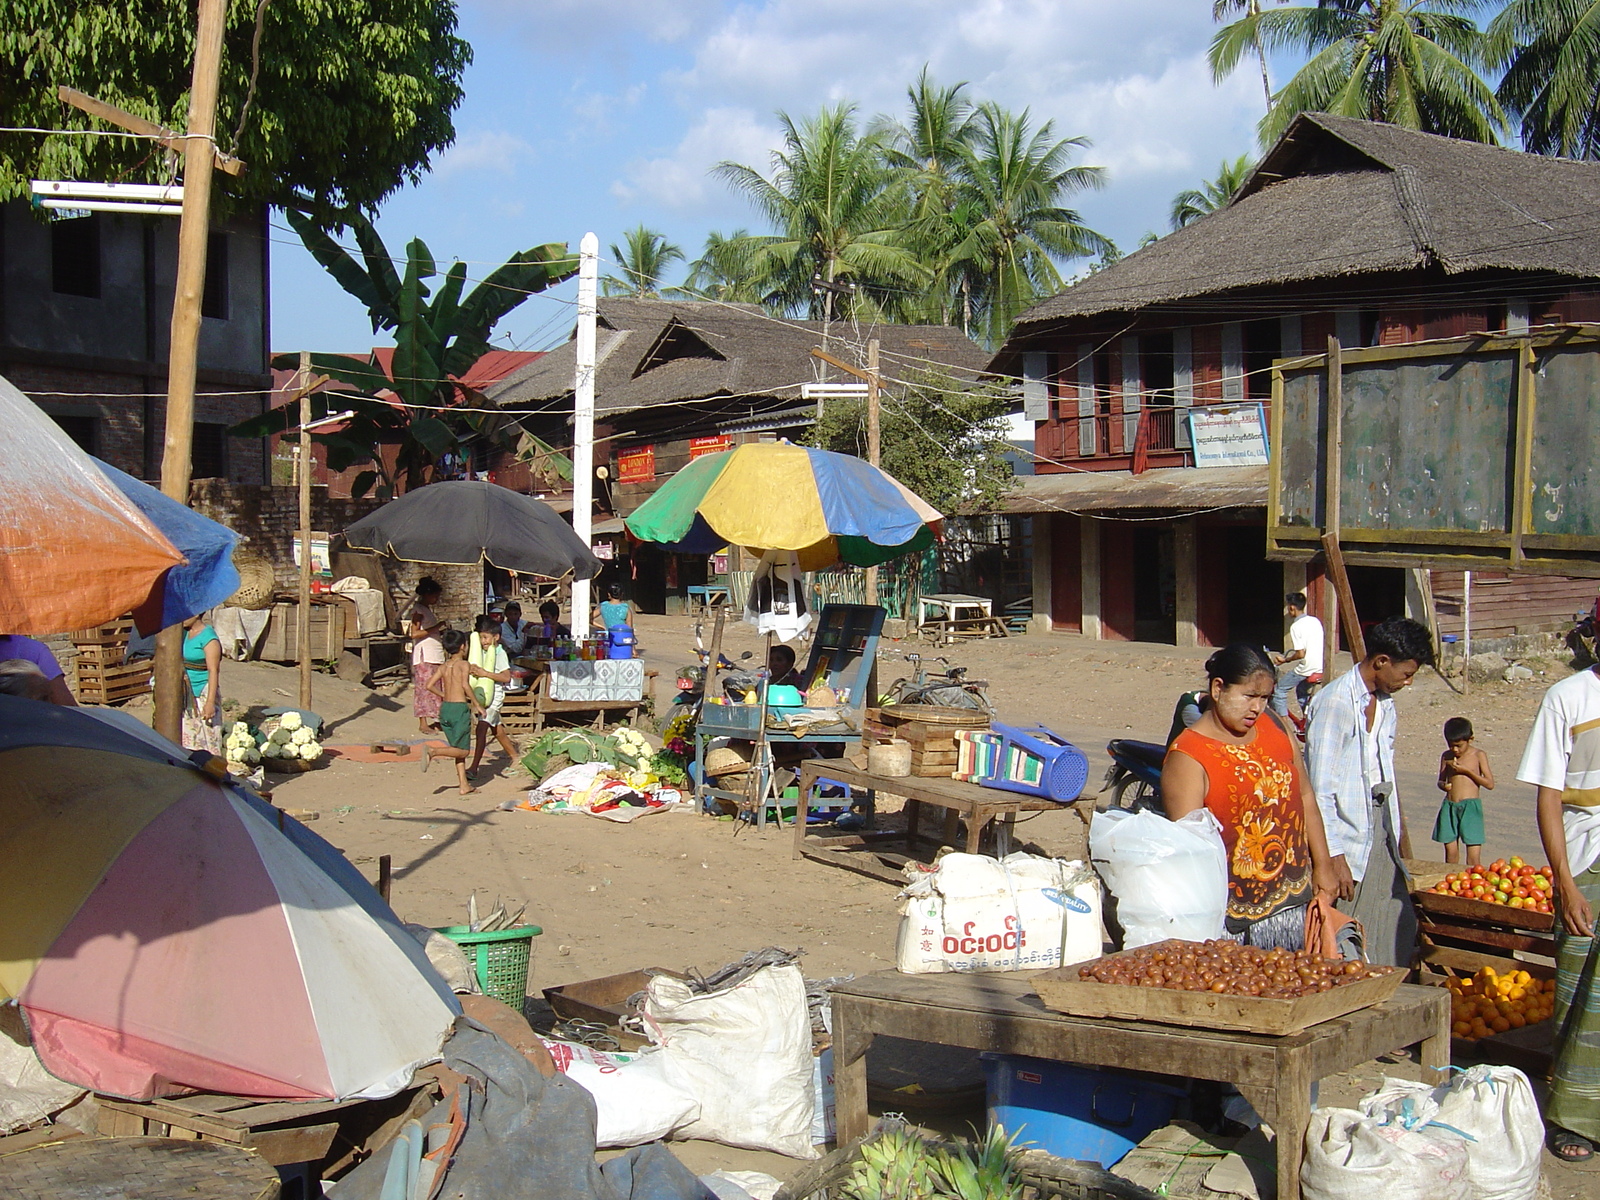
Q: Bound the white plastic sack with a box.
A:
[895,853,1102,974]
[1090,808,1228,947]
[1360,1067,1542,1200]
[541,1038,701,1148]
[0,1008,85,1135]
[642,962,817,1158]
[1302,1107,1472,1200]
[811,1047,835,1146]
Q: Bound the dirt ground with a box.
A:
[114,614,1596,1194]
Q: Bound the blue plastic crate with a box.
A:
[982,1054,1187,1167]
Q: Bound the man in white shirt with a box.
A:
[1271,592,1323,719]
[1516,663,1600,1161]
[1304,616,1433,966]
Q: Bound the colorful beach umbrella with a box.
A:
[95,459,242,634]
[0,699,459,1102]
[0,374,185,635]
[624,441,942,571]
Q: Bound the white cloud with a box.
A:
[431,130,536,179]
[612,107,783,213]
[566,83,648,138]
[604,0,1266,247]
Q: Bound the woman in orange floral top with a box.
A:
[1162,644,1340,950]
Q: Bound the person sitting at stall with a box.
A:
[499,601,532,657]
[766,644,806,690]
[0,634,75,705]
[1161,644,1340,950]
[533,600,571,644]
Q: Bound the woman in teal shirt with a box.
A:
[181,612,223,754]
[594,584,632,632]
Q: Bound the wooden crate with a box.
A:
[864,708,985,778]
[74,658,152,704]
[1033,942,1404,1036]
[68,618,134,646]
[1415,944,1558,1074]
[1413,888,1557,960]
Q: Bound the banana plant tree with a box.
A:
[234,209,579,497]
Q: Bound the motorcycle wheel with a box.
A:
[1109,775,1161,815]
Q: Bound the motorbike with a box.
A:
[1101,738,1167,814]
[1567,597,1600,665]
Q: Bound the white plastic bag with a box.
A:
[642,961,817,1158]
[1089,808,1228,947]
[894,853,1102,973]
[1302,1107,1472,1200]
[1356,1066,1542,1200]
[541,1038,700,1148]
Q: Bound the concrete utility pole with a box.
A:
[865,338,881,606]
[570,232,599,637]
[153,0,228,745]
[297,352,314,710]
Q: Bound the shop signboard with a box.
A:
[617,445,655,484]
[1188,404,1269,468]
[690,435,731,459]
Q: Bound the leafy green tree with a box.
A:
[808,369,1016,516]
[673,229,769,303]
[233,210,577,496]
[946,102,1114,348]
[1211,1,1504,145]
[0,0,470,214]
[713,103,930,320]
[602,225,685,297]
[1170,153,1256,228]
[1490,0,1600,157]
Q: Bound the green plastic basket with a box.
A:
[433,924,542,1008]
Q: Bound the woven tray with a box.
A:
[6,1136,279,1200]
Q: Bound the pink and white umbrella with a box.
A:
[1,700,460,1101]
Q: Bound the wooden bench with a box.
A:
[792,759,1075,884]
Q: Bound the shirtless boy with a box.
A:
[1434,716,1494,865]
[423,630,480,795]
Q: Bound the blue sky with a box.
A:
[269,0,1274,356]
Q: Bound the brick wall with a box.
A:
[189,480,482,625]
[11,362,267,484]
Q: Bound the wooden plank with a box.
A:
[1416,942,1556,980]
[1033,946,1403,1036]
[1418,918,1556,957]
[1413,889,1554,932]
[241,1121,339,1166]
[797,843,908,885]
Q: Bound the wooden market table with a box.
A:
[792,760,1078,882]
[499,659,657,734]
[828,970,1449,1200]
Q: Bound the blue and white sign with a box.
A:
[1188,403,1269,468]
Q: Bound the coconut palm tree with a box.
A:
[1490,0,1600,157]
[670,229,769,304]
[1170,153,1257,229]
[601,225,685,297]
[1213,0,1289,109]
[945,102,1115,348]
[713,103,930,321]
[1210,0,1505,146]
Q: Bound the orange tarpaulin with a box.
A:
[0,374,184,635]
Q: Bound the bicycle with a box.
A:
[880,653,994,713]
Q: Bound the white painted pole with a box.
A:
[1462,569,1472,696]
[571,232,599,637]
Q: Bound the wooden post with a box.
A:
[1173,517,1198,648]
[377,854,392,905]
[1080,520,1102,640]
[152,0,228,745]
[1320,532,1365,664]
[864,338,881,608]
[297,352,314,710]
[1321,336,1343,677]
[1462,569,1472,697]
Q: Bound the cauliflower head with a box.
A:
[279,711,304,732]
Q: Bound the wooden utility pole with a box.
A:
[864,338,881,606]
[297,352,315,710]
[152,0,228,745]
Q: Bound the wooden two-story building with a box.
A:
[991,113,1600,648]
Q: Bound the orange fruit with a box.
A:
[1491,1017,1511,1033]
[1453,1020,1473,1037]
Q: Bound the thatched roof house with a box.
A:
[487,298,986,433]
[1000,112,1600,345]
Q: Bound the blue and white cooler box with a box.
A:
[894,853,1102,974]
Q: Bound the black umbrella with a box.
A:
[342,481,602,579]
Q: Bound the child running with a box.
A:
[1434,716,1494,864]
[423,630,479,795]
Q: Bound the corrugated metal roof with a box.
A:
[992,465,1269,514]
